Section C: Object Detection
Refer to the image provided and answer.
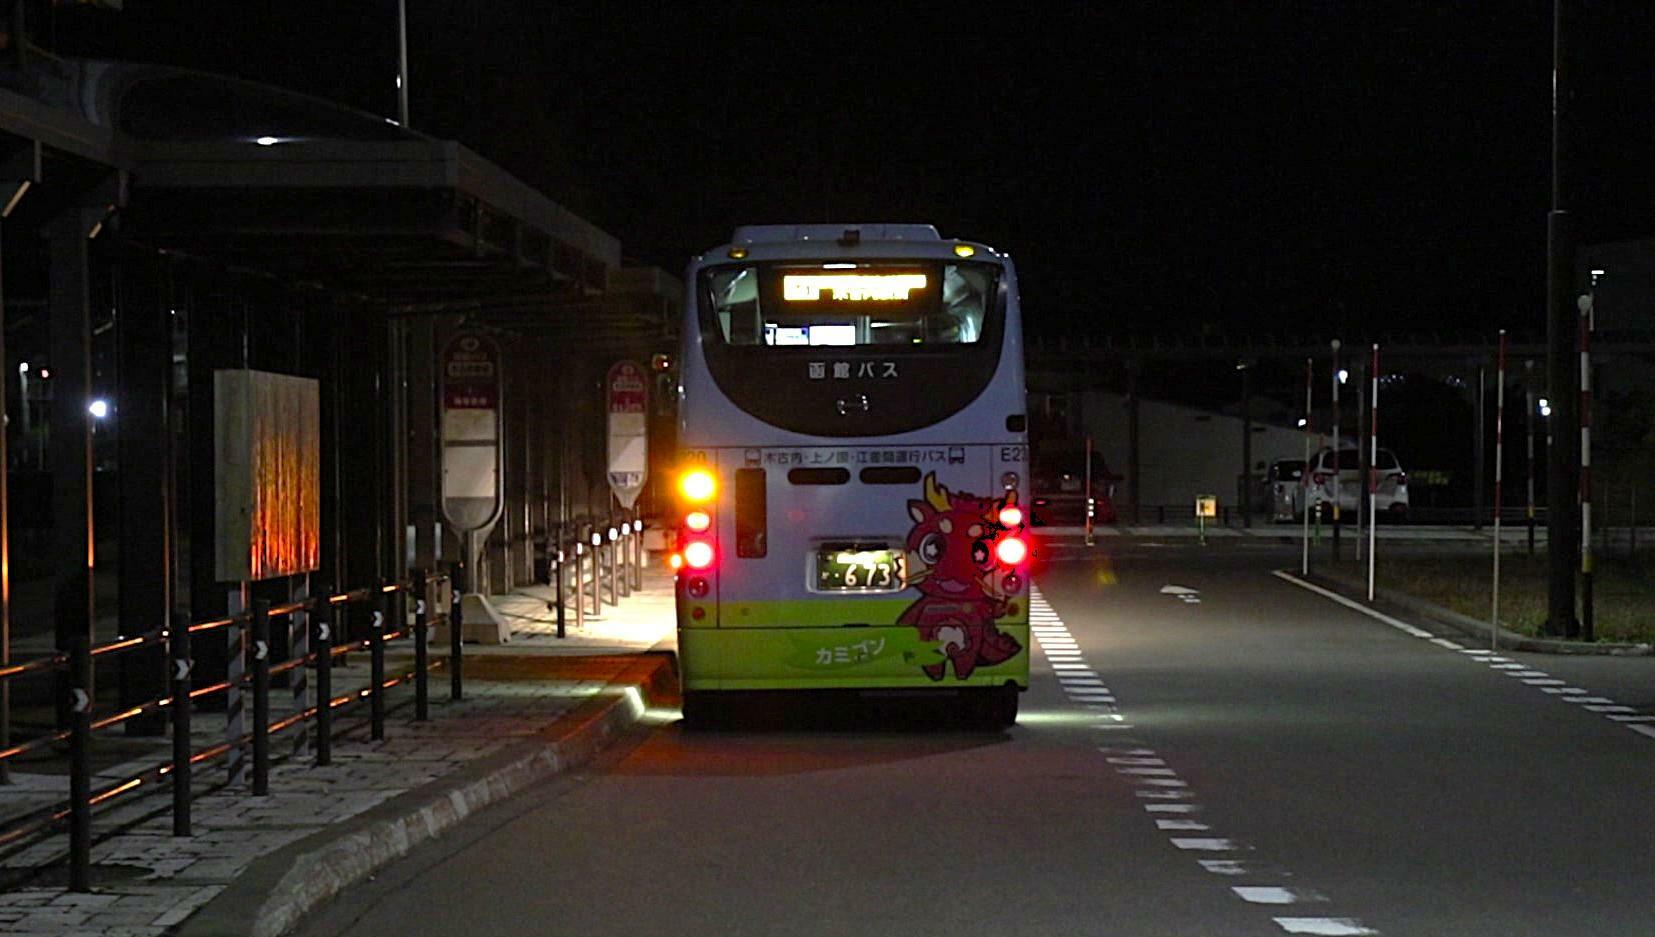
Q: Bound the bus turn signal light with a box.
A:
[680,469,717,503]
[997,505,1023,528]
[685,510,711,532]
[995,536,1028,567]
[683,540,716,570]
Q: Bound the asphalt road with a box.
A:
[295,540,1655,937]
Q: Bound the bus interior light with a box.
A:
[995,536,1028,567]
[685,510,711,532]
[683,540,716,570]
[680,469,717,503]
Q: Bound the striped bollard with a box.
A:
[226,585,248,787]
[290,577,310,757]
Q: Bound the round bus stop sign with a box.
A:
[606,360,649,510]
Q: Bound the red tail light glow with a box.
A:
[683,540,716,570]
[995,536,1028,566]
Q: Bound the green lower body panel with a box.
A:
[679,624,1030,691]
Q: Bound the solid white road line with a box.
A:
[1271,570,1431,637]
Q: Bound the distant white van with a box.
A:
[1302,446,1409,521]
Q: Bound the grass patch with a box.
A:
[1323,551,1655,644]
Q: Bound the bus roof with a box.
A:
[730,224,941,244]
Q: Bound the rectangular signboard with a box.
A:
[215,369,321,582]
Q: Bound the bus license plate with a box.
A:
[815,547,905,591]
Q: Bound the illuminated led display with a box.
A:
[783,273,929,302]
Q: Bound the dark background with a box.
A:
[47,2,1655,342]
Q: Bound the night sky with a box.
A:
[53,2,1655,341]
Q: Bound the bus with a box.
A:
[672,223,1031,726]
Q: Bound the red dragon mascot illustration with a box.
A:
[899,472,1023,680]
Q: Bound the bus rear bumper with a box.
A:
[677,624,1030,692]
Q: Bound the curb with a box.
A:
[176,653,676,937]
[1302,570,1654,656]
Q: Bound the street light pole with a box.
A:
[396,0,411,127]
[1331,339,1342,560]
[1545,0,1580,637]
[1525,359,1536,555]
[1239,360,1252,529]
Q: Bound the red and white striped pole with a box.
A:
[1366,344,1378,601]
[1579,294,1594,640]
[1492,330,1507,649]
[1301,357,1313,575]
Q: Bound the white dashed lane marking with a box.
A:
[1156,819,1211,830]
[1274,918,1381,935]
[1273,570,1655,742]
[1031,586,1382,935]
[1234,886,1329,905]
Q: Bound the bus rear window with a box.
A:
[703,262,996,347]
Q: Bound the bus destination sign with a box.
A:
[782,273,929,302]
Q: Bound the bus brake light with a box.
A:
[683,540,716,570]
[995,536,1028,566]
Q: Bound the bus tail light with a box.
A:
[998,505,1023,528]
[995,536,1028,567]
[685,510,711,533]
[683,540,716,570]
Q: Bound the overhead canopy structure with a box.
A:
[2,59,619,304]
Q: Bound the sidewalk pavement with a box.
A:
[0,565,679,937]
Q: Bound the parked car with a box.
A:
[1268,458,1306,522]
[1031,448,1120,526]
[1303,446,1408,521]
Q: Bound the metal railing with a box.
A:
[542,516,648,640]
[0,568,465,893]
